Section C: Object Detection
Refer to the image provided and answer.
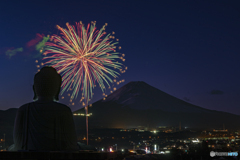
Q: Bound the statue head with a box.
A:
[33,66,62,101]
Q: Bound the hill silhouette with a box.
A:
[0,108,18,146]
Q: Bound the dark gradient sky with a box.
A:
[1,0,240,114]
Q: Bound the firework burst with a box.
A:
[42,21,124,104]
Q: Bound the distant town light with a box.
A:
[192,139,200,143]
[73,113,92,116]
[154,144,157,150]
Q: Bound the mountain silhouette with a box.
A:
[103,81,213,112]
[73,81,240,130]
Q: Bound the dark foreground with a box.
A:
[0,151,229,160]
[0,151,117,160]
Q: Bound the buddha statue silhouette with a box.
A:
[9,66,78,151]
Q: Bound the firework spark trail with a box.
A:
[42,21,123,104]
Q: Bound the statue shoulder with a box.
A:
[52,102,72,112]
[18,102,32,111]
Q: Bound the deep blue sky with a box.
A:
[1,0,240,114]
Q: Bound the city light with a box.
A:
[150,130,157,133]
[73,113,92,116]
[192,139,200,143]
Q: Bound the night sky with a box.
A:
[1,0,240,114]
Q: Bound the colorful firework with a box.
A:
[42,21,124,104]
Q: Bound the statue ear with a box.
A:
[54,88,60,101]
[33,85,37,101]
[54,74,62,101]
